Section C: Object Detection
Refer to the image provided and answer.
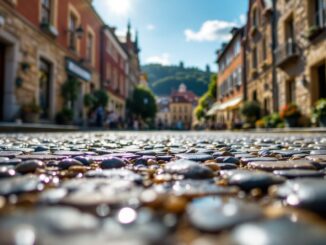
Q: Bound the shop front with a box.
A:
[65,57,92,125]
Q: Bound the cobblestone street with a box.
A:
[0,131,326,244]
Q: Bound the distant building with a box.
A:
[210,27,244,128]
[118,22,141,100]
[169,84,197,129]
[156,96,171,128]
[139,73,148,87]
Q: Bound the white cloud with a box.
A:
[145,53,171,65]
[146,24,156,31]
[239,14,247,25]
[184,20,236,42]
[100,0,131,16]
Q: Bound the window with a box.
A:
[252,47,258,69]
[39,58,52,119]
[315,0,326,27]
[68,13,78,50]
[106,63,112,81]
[264,98,270,115]
[287,80,296,103]
[262,36,267,61]
[252,90,257,101]
[252,8,259,27]
[113,68,118,90]
[86,32,94,64]
[285,17,295,42]
[41,0,52,24]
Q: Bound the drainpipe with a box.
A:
[242,32,247,102]
[271,0,279,112]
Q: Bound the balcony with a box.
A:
[306,9,326,41]
[275,39,300,68]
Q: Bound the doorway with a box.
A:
[0,43,5,121]
[317,63,326,99]
[39,58,52,120]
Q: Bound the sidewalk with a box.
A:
[239,127,326,134]
[0,123,79,133]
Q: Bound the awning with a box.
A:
[219,97,242,110]
[207,102,222,116]
[206,97,243,116]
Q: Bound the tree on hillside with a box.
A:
[128,85,157,120]
[142,64,212,97]
[195,74,218,120]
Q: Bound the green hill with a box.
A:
[142,63,212,97]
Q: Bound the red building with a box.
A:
[208,27,245,129]
[101,25,128,120]
[0,0,103,123]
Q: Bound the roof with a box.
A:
[171,91,197,103]
[217,26,244,63]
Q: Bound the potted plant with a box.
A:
[241,101,261,128]
[263,113,283,128]
[280,104,301,128]
[21,100,41,123]
[312,99,326,127]
[306,25,323,41]
[55,107,73,125]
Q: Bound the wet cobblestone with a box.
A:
[0,132,326,244]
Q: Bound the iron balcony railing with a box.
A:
[275,38,299,66]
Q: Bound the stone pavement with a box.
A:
[0,131,326,244]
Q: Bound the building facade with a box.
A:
[155,96,171,129]
[275,0,326,116]
[118,23,141,100]
[169,84,197,130]
[101,25,128,120]
[0,0,103,123]
[0,0,143,125]
[214,27,244,128]
[245,0,275,116]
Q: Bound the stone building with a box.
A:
[275,0,326,116]
[169,84,197,130]
[0,0,103,123]
[101,25,128,120]
[212,27,244,128]
[244,0,275,115]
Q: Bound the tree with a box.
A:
[61,76,80,108]
[194,74,218,120]
[128,85,157,120]
[84,89,109,110]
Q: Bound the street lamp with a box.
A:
[75,26,84,39]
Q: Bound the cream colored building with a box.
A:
[169,84,197,129]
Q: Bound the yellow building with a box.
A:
[169,84,197,130]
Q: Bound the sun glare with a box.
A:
[107,0,131,16]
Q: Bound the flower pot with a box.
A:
[320,116,326,127]
[23,113,39,123]
[285,116,299,128]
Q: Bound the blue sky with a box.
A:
[93,0,248,71]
